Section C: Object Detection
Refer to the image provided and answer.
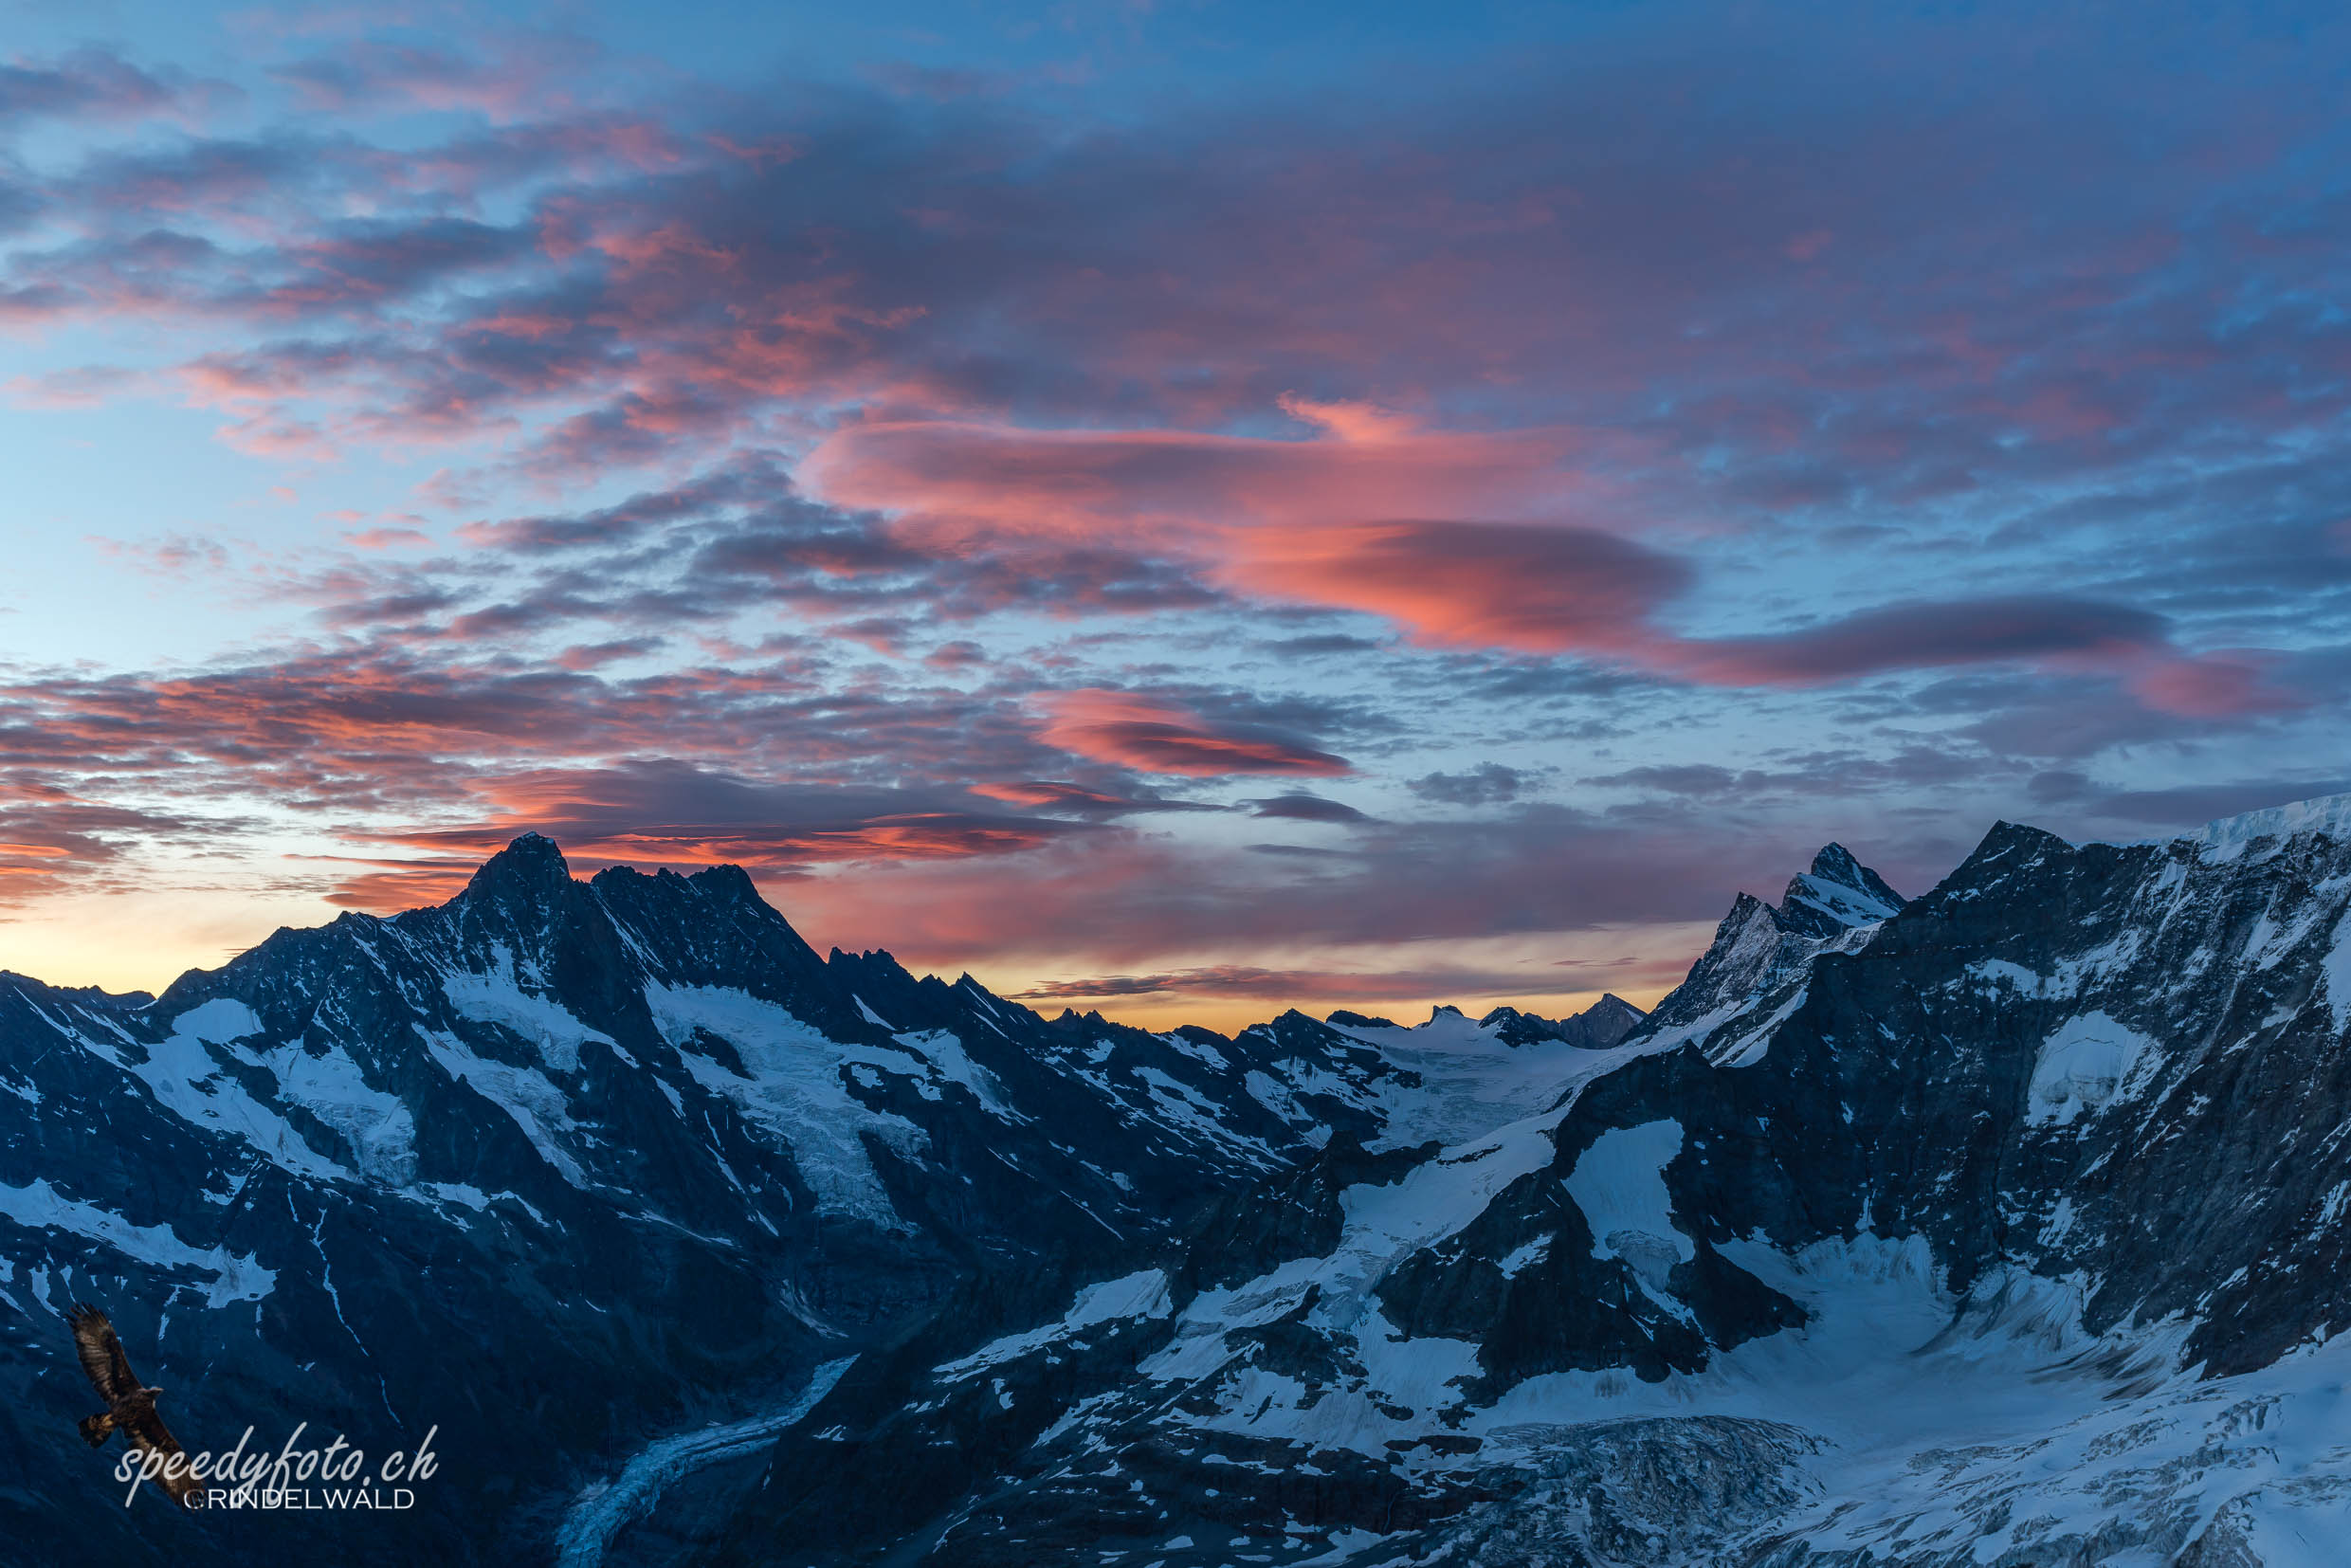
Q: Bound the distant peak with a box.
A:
[1810,842,1863,882]
[685,862,762,901]
[1805,843,1904,904]
[1477,994,1646,1049]
[460,831,575,907]
[1777,843,1904,938]
[481,831,571,869]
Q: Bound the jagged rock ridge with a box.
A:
[8,795,2351,1565]
[0,834,1638,1566]
[713,799,2351,1568]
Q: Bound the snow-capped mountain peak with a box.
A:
[1778,840,1906,936]
[11,804,2351,1566]
[1645,842,1907,1030]
[718,799,2351,1566]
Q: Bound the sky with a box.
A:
[3,0,2350,1030]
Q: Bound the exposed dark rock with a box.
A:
[10,797,2351,1567]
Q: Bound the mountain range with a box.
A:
[5,795,2350,1565]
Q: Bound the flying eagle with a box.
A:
[67,1303,203,1509]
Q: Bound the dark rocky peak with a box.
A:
[146,904,409,1031]
[1641,843,1903,1032]
[573,861,872,1039]
[1953,817,2069,875]
[413,830,609,990]
[954,972,1037,1026]
[590,859,818,957]
[826,947,969,1033]
[683,861,764,903]
[1261,1007,1376,1046]
[459,830,575,913]
[1476,1002,1538,1037]
[1643,892,1792,1030]
[591,860,776,932]
[1898,820,2092,928]
[1811,842,1902,903]
[1777,842,1906,938]
[1478,994,1649,1049]
[1582,992,1649,1035]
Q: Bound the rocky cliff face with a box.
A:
[713,799,2351,1568]
[8,797,2351,1566]
[0,833,1631,1565]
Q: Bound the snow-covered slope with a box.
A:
[11,799,2351,1566]
[717,801,2351,1568]
[1636,842,1905,1054]
[0,833,1636,1564]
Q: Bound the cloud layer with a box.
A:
[3,4,2349,1018]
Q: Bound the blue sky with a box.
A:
[3,0,2349,1026]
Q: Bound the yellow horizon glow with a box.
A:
[1,879,1703,1037]
[1048,987,1674,1038]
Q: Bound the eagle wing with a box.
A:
[122,1405,203,1509]
[66,1303,138,1405]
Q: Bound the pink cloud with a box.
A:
[803,409,1587,550]
[2125,651,2305,719]
[267,35,608,121]
[342,525,431,549]
[1218,520,1684,655]
[811,415,2233,698]
[1033,689,1350,777]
